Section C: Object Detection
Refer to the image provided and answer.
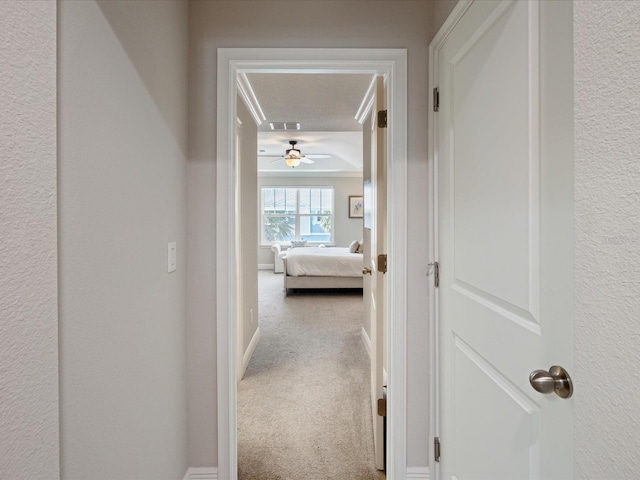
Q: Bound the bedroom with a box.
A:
[235,72,385,477]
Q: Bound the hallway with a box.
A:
[237,272,383,479]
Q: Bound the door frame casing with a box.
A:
[428,2,473,479]
[216,48,407,479]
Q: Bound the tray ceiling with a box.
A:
[245,73,373,175]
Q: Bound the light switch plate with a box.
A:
[168,242,177,273]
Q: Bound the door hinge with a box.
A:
[377,398,387,417]
[377,109,388,128]
[433,87,440,112]
[377,254,388,274]
[428,261,439,287]
[434,261,439,287]
[434,436,441,462]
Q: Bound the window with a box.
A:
[261,187,334,244]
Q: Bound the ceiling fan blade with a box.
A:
[260,141,328,166]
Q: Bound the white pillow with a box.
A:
[290,240,307,249]
[356,241,364,254]
[349,240,359,253]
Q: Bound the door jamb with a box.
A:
[216,48,407,479]
[428,3,487,479]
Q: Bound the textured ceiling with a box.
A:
[247,73,373,132]
[246,73,373,174]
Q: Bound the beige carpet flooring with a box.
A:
[238,271,385,480]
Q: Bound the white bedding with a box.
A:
[285,247,363,277]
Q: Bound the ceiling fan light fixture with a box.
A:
[284,140,305,167]
[285,148,302,158]
[285,156,301,168]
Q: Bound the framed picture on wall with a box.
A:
[349,195,364,218]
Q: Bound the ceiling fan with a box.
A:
[260,140,331,168]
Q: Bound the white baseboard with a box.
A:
[258,263,274,270]
[406,466,429,479]
[361,327,372,358]
[240,327,261,380]
[183,467,218,480]
[183,462,425,479]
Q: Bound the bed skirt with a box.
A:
[283,257,363,295]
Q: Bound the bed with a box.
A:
[282,246,364,295]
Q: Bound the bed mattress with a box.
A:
[285,247,363,277]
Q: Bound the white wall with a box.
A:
[238,98,259,354]
[0,2,59,478]
[257,176,364,265]
[574,2,640,478]
[188,0,458,467]
[58,1,189,478]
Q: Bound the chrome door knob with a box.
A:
[362,267,372,275]
[529,365,573,399]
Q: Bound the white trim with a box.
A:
[217,47,238,480]
[258,263,274,271]
[236,72,265,125]
[406,466,430,479]
[361,327,372,358]
[217,48,408,480]
[259,170,364,178]
[183,467,218,480]
[428,3,473,480]
[240,327,260,381]
[355,74,378,124]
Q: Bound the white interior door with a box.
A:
[363,75,386,471]
[435,1,573,479]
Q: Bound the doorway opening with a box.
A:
[216,48,408,479]
[238,71,372,477]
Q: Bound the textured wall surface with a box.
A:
[58,1,189,478]
[574,1,640,478]
[187,0,457,468]
[0,2,59,479]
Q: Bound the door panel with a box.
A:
[451,0,534,314]
[453,337,541,480]
[373,76,386,471]
[437,1,573,479]
[363,75,386,471]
